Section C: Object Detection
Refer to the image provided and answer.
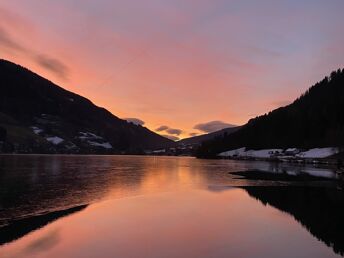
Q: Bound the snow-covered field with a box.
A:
[296,148,339,159]
[245,149,283,158]
[218,147,246,157]
[218,147,340,159]
[219,148,282,158]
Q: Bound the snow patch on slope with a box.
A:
[79,132,103,140]
[31,126,43,135]
[88,141,112,149]
[46,136,64,145]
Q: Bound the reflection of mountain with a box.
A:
[0,205,87,246]
[0,155,146,227]
[242,186,344,256]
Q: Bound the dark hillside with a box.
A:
[0,59,174,153]
[197,69,344,158]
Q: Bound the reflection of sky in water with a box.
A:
[0,155,338,225]
[0,155,342,258]
[1,188,342,258]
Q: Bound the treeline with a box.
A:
[197,69,344,158]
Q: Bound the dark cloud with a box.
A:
[194,121,236,133]
[166,128,182,136]
[189,132,198,137]
[156,125,183,137]
[124,117,145,126]
[0,25,69,81]
[35,55,69,81]
[0,26,25,52]
[155,125,169,132]
[162,135,180,141]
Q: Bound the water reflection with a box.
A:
[0,155,280,226]
[1,188,342,258]
[242,186,344,256]
[246,161,339,179]
[0,205,87,245]
[0,155,343,258]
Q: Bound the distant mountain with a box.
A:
[0,59,175,154]
[178,127,240,146]
[197,69,344,158]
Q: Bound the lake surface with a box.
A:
[0,155,343,258]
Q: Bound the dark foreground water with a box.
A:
[0,155,343,258]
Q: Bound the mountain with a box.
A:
[197,69,344,158]
[0,59,175,154]
[178,127,240,146]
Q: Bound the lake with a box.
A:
[0,155,343,258]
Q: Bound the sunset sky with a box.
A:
[1,0,344,139]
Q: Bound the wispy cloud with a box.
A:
[0,26,25,52]
[0,11,69,81]
[2,1,344,132]
[35,55,69,81]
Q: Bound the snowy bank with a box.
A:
[219,148,282,159]
[296,148,339,159]
[218,147,340,160]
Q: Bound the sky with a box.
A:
[1,0,344,140]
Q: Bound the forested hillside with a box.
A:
[197,69,344,158]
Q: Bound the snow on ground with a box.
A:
[152,149,166,154]
[296,147,339,158]
[88,141,113,149]
[285,148,300,154]
[245,149,283,158]
[65,142,78,150]
[79,132,103,140]
[218,147,246,157]
[46,136,64,145]
[31,126,43,135]
[219,148,282,158]
[219,147,340,159]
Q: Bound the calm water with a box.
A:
[0,155,343,258]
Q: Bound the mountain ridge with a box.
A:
[0,59,175,154]
[178,126,240,146]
